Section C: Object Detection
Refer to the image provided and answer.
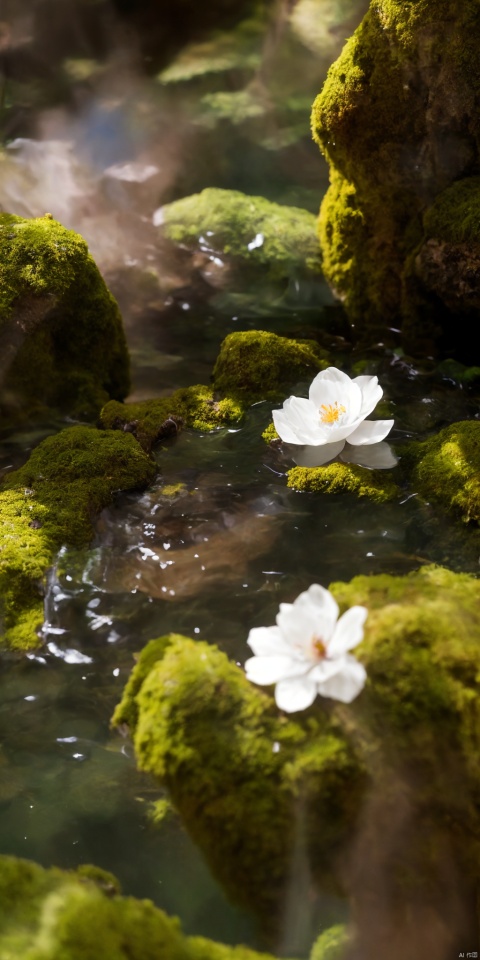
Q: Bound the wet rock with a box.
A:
[0,213,130,420]
[311,0,480,357]
[401,420,480,524]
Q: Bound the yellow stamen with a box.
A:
[312,637,326,659]
[320,401,346,424]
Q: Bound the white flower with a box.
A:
[272,367,394,464]
[245,584,367,712]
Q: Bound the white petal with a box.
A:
[246,626,291,657]
[296,584,339,629]
[274,675,318,712]
[309,655,346,683]
[276,603,319,655]
[346,419,394,445]
[245,655,307,685]
[352,375,383,418]
[309,377,362,425]
[309,367,352,393]
[291,440,345,467]
[317,655,367,703]
[340,441,398,469]
[273,396,321,445]
[327,606,367,658]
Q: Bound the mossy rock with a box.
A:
[112,635,366,929]
[403,421,480,524]
[286,461,399,502]
[0,426,156,650]
[0,854,279,960]
[309,925,349,960]
[101,331,329,447]
[0,213,130,419]
[311,0,480,353]
[158,188,322,280]
[114,566,480,927]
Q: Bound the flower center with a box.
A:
[320,401,346,425]
[311,636,327,661]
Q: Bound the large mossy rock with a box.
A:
[0,426,156,651]
[0,854,279,960]
[113,566,480,948]
[0,214,130,418]
[311,0,480,356]
[403,420,480,523]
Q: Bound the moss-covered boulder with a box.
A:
[157,188,322,285]
[101,331,329,448]
[403,420,480,524]
[0,213,130,418]
[114,566,480,945]
[0,854,279,960]
[0,426,156,651]
[311,0,480,355]
[112,634,366,930]
[286,461,398,502]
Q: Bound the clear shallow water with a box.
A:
[1,2,480,956]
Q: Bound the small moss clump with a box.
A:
[159,188,322,279]
[310,925,349,960]
[403,421,480,523]
[287,462,398,502]
[0,214,130,418]
[212,330,329,404]
[112,634,366,927]
[0,854,280,960]
[0,426,156,650]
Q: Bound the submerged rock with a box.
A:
[0,426,155,651]
[114,565,480,957]
[0,853,279,960]
[311,0,480,357]
[0,213,130,419]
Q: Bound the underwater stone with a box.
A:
[158,187,322,281]
[0,853,279,960]
[311,0,480,355]
[402,420,480,524]
[0,426,156,650]
[112,634,366,929]
[0,213,130,419]
[286,461,399,502]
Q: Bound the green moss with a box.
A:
[0,852,285,959]
[100,385,244,451]
[0,426,156,650]
[261,422,280,443]
[423,177,480,244]
[403,421,480,523]
[212,330,329,404]
[159,188,322,279]
[287,461,398,502]
[0,214,130,418]
[113,634,366,925]
[310,925,349,960]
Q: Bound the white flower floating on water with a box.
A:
[245,585,368,712]
[272,367,394,466]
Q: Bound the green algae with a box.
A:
[0,854,281,960]
[403,421,480,524]
[286,461,398,502]
[159,188,322,279]
[0,214,130,418]
[0,426,156,650]
[112,634,366,926]
[212,330,329,404]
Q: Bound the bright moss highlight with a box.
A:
[159,188,322,278]
[261,422,280,443]
[310,0,480,345]
[403,421,480,524]
[0,214,130,418]
[0,854,280,960]
[0,426,156,650]
[112,634,366,927]
[310,925,349,960]
[287,462,398,502]
[213,330,329,403]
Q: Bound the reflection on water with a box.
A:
[1,1,480,957]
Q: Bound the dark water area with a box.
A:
[1,2,479,958]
